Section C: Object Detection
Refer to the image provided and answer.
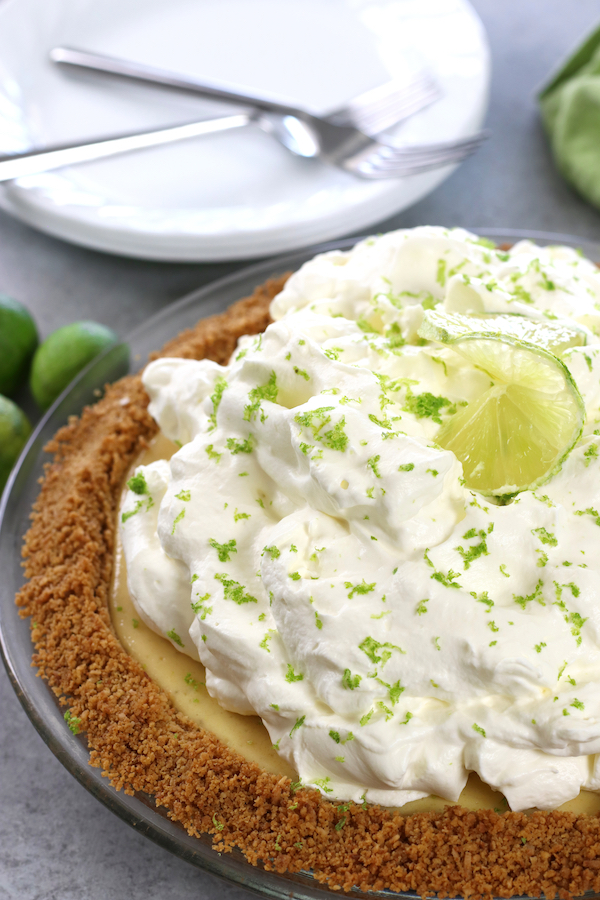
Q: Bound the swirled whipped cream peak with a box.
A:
[120,226,600,812]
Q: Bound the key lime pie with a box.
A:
[18,228,600,897]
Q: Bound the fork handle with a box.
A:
[51,47,309,120]
[0,114,250,182]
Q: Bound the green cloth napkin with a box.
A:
[539,24,600,209]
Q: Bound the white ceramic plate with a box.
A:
[0,0,490,261]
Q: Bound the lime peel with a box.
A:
[419,309,588,356]
[0,395,32,491]
[30,320,118,411]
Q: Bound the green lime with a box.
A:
[420,311,585,496]
[30,321,118,411]
[0,294,38,397]
[0,395,32,491]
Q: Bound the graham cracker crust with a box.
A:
[15,274,600,899]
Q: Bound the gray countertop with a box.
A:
[3,1,600,897]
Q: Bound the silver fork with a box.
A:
[51,47,487,178]
[0,61,486,182]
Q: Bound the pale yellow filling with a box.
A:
[109,434,600,816]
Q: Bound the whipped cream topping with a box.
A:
[120,226,600,811]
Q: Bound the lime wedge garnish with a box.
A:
[419,312,585,496]
[420,309,587,356]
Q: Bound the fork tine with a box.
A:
[371,132,489,164]
[350,136,487,179]
[354,152,477,179]
[352,84,442,135]
[363,141,487,171]
[325,70,442,135]
[370,141,485,170]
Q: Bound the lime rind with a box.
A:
[419,309,588,357]
[423,325,585,497]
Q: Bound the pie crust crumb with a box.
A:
[15,274,600,899]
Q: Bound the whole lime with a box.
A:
[30,321,118,411]
[0,394,32,491]
[0,294,38,397]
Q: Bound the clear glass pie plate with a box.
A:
[2,229,600,900]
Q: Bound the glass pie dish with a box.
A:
[2,229,600,900]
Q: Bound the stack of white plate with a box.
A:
[0,0,490,261]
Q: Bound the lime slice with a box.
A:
[0,394,31,491]
[419,313,585,496]
[420,309,587,356]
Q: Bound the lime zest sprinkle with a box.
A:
[531,527,557,546]
[574,507,600,526]
[205,444,222,463]
[583,444,598,468]
[513,579,545,610]
[215,572,258,604]
[260,629,275,651]
[263,545,280,559]
[285,664,304,683]
[360,709,374,727]
[403,387,453,424]
[294,407,349,451]
[171,509,185,534]
[314,776,333,793]
[345,579,376,599]
[127,472,148,495]
[209,538,237,562]
[359,635,404,665]
[367,455,381,478]
[431,567,461,589]
[184,672,204,690]
[472,723,486,738]
[244,371,278,423]
[208,377,227,430]
[191,593,212,618]
[121,500,143,523]
[342,669,362,690]
[289,715,305,738]
[369,413,392,429]
[226,434,255,455]
[329,730,354,744]
[64,709,82,735]
[455,523,494,569]
[167,629,184,647]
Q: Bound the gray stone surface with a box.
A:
[3,0,600,897]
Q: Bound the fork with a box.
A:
[50,46,487,178]
[0,63,486,182]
